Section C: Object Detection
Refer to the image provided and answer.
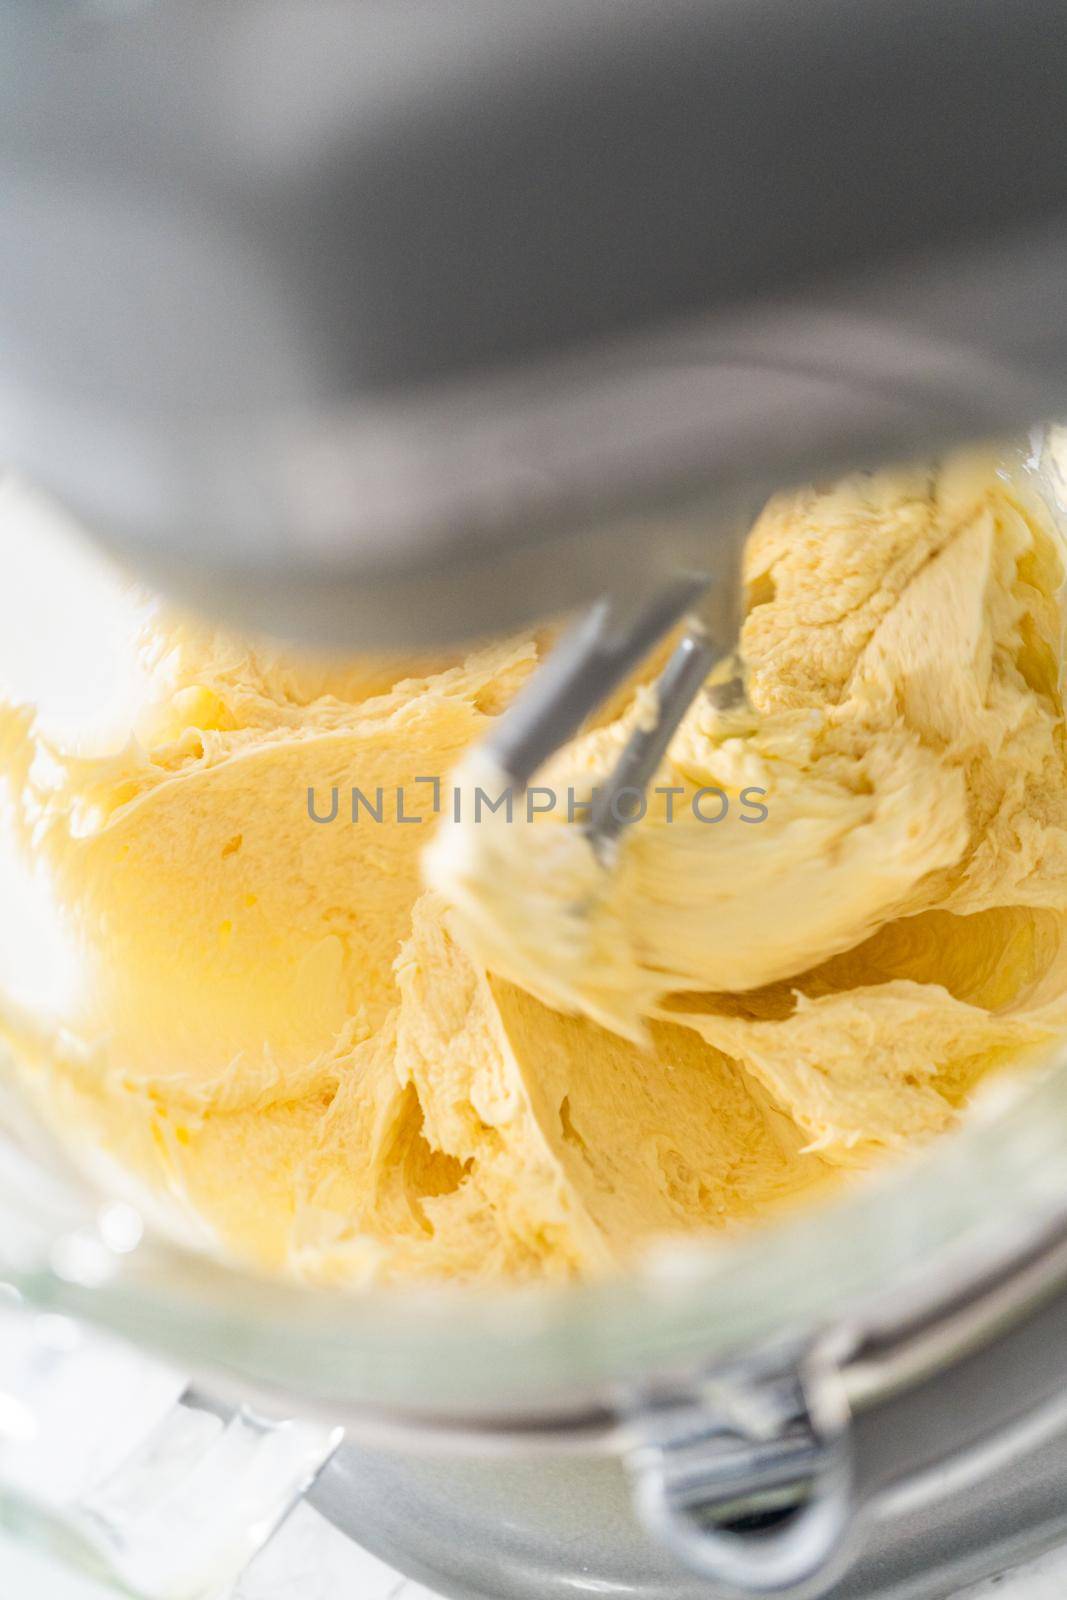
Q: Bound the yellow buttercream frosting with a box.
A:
[2,447,1067,1283]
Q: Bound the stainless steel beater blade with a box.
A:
[585,627,720,863]
[484,573,712,789]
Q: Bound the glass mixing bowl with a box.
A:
[3,439,1067,1600]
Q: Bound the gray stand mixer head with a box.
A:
[4,0,1067,647]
